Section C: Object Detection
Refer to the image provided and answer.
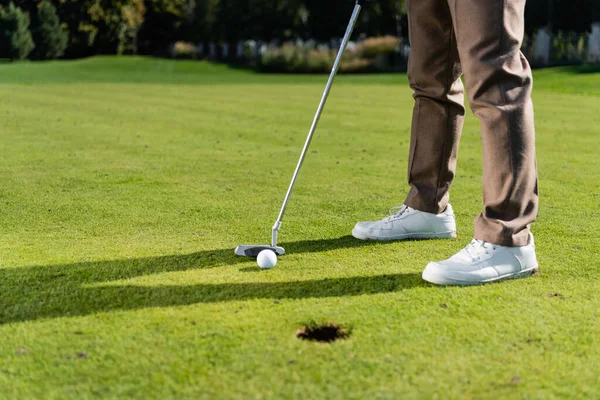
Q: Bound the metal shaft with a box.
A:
[272,3,363,247]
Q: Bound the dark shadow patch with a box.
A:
[0,235,429,325]
[281,235,380,254]
[296,322,350,343]
[572,64,600,74]
[548,292,564,299]
[0,261,425,324]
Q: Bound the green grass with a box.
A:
[0,56,598,399]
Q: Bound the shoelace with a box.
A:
[463,239,498,261]
[384,205,408,222]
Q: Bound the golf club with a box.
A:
[235,0,367,258]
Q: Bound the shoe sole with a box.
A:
[422,264,539,286]
[351,229,457,241]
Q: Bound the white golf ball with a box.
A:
[257,250,277,269]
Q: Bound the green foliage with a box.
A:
[551,31,589,65]
[525,0,600,34]
[299,0,405,41]
[259,37,406,74]
[86,0,134,54]
[193,0,221,41]
[33,0,69,60]
[359,36,401,58]
[215,0,304,41]
[0,0,599,61]
[118,0,145,54]
[259,42,370,74]
[0,2,34,60]
[357,0,406,38]
[138,0,191,54]
[53,0,144,56]
[302,0,360,41]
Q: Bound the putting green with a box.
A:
[0,57,598,398]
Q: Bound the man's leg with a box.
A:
[421,0,538,285]
[351,0,463,242]
[449,0,538,246]
[404,0,466,214]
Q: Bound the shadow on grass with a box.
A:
[0,236,427,325]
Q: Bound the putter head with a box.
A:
[235,245,286,258]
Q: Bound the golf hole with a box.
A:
[296,323,350,343]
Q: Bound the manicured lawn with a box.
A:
[0,57,598,399]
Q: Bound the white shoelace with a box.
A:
[384,205,409,222]
[463,239,498,261]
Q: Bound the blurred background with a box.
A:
[0,0,599,72]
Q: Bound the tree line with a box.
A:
[0,0,598,61]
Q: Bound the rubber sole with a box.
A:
[422,264,539,286]
[351,228,457,241]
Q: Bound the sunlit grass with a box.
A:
[0,57,598,398]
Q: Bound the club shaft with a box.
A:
[272,3,362,246]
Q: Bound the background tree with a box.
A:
[0,2,35,60]
[1,0,598,60]
[137,0,190,55]
[359,0,406,38]
[302,0,357,41]
[55,0,111,57]
[33,0,69,59]
[55,0,131,56]
[206,0,303,42]
[119,0,146,54]
[525,0,600,34]
[192,0,219,41]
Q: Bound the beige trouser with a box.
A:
[403,0,538,246]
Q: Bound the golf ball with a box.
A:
[257,250,277,269]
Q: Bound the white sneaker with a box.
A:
[352,204,457,241]
[422,233,539,286]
